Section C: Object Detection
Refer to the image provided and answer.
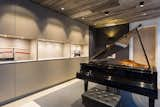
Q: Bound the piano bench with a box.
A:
[82,87,121,107]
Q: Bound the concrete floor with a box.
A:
[35,80,86,107]
[2,79,97,107]
[2,79,160,107]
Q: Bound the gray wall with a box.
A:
[0,58,88,105]
[0,0,89,44]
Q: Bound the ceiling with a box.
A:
[32,0,160,28]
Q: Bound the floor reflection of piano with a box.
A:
[76,25,158,107]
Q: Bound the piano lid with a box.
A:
[90,24,151,70]
[91,26,138,60]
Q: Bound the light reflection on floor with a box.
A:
[20,102,40,107]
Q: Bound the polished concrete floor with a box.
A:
[2,79,160,107]
[2,79,97,107]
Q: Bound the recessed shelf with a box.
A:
[38,40,68,60]
[71,44,89,58]
[0,34,89,63]
[0,36,36,61]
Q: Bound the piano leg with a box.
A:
[149,98,155,107]
[84,80,88,92]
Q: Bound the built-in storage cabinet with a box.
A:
[0,34,89,103]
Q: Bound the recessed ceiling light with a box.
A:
[20,37,25,39]
[4,35,7,37]
[104,11,109,16]
[61,7,64,10]
[142,13,147,16]
[139,1,144,7]
[82,17,85,20]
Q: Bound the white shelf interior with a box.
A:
[70,44,89,58]
[38,40,68,60]
[0,37,36,61]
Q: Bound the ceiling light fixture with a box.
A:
[142,13,147,16]
[20,37,25,39]
[104,11,109,16]
[61,7,64,10]
[139,1,144,7]
[82,17,85,20]
[4,35,7,37]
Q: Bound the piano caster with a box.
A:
[84,80,88,92]
[149,98,155,107]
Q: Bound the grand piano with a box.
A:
[76,25,158,107]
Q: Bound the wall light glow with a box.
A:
[105,29,118,38]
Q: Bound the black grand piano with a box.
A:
[76,25,158,107]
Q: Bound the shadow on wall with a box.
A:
[0,1,40,38]
[42,18,67,41]
[0,2,16,35]
[15,5,40,39]
[69,26,84,44]
[0,0,88,43]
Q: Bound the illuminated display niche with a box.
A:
[0,36,36,61]
[0,34,89,62]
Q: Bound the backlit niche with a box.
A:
[38,39,70,60]
[71,44,88,58]
[0,34,36,61]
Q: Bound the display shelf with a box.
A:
[37,40,70,60]
[70,44,89,58]
[38,40,89,60]
[0,34,89,63]
[0,36,36,61]
[0,48,14,61]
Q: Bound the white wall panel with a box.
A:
[0,64,16,103]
